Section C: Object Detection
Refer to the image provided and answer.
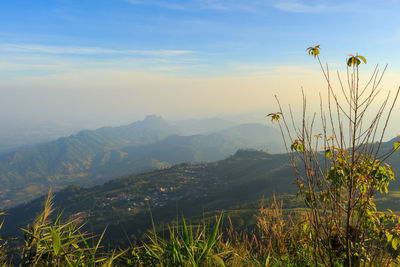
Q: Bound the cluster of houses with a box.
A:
[93,164,227,212]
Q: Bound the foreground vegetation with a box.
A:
[0,191,302,266]
[1,191,400,266]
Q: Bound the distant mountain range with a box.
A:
[0,122,85,156]
[0,115,283,208]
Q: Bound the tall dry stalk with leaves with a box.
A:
[269,45,400,266]
[256,196,290,255]
[255,196,311,265]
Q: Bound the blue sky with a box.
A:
[1,0,400,127]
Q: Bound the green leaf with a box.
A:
[347,58,352,67]
[200,214,222,262]
[306,45,320,59]
[303,222,310,233]
[394,142,400,151]
[181,216,189,245]
[291,141,304,152]
[264,253,271,267]
[266,112,281,123]
[393,237,399,250]
[347,54,366,67]
[357,55,367,64]
[50,227,61,256]
[325,149,332,159]
[387,233,393,242]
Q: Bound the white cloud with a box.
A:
[0,43,193,57]
[271,0,384,14]
[273,1,329,13]
[0,49,199,79]
[122,0,380,14]
[123,0,260,12]
[151,65,189,72]
[123,0,187,10]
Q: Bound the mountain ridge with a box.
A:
[0,116,283,208]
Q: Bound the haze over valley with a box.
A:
[0,115,284,209]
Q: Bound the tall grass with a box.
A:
[0,212,8,266]
[1,191,123,266]
[121,197,317,266]
[122,214,226,266]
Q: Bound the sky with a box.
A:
[1,0,400,131]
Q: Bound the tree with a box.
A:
[269,45,400,266]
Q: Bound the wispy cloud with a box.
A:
[122,0,372,14]
[151,65,189,72]
[123,0,260,12]
[0,43,194,57]
[123,0,187,10]
[273,1,330,13]
[271,0,374,14]
[0,44,199,78]
[231,63,320,76]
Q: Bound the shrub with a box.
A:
[269,45,400,265]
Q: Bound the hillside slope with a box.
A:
[4,150,296,246]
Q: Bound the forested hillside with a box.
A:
[3,149,296,246]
